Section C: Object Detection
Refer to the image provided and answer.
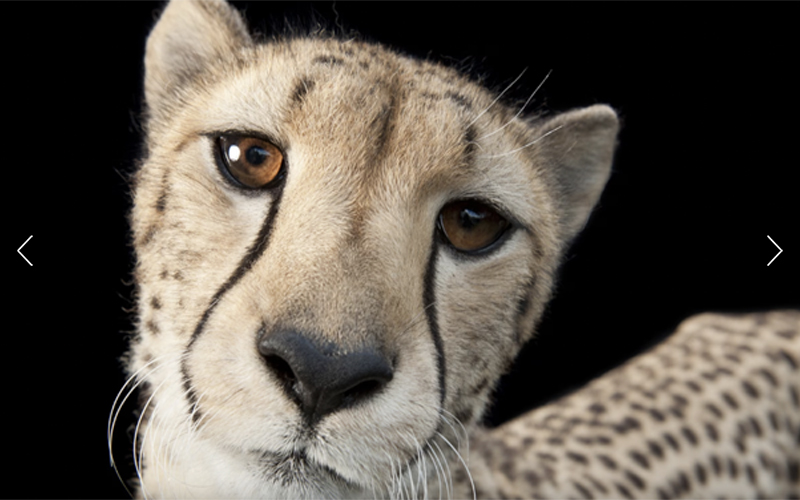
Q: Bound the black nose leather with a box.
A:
[258,330,393,425]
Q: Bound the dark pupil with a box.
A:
[458,208,484,230]
[245,146,268,166]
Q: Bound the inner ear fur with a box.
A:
[144,0,252,119]
[535,104,619,242]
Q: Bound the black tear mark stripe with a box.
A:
[423,238,446,407]
[181,183,286,421]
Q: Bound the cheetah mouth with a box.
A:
[257,449,356,489]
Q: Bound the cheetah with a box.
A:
[109,0,800,497]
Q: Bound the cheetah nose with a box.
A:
[257,330,394,426]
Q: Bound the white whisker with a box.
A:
[478,69,552,141]
[108,354,168,464]
[481,124,564,159]
[134,377,169,500]
[467,67,528,129]
[432,438,454,500]
[437,431,476,500]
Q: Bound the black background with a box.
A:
[4,3,797,498]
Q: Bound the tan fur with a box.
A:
[112,1,800,498]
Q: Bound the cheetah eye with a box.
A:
[438,200,511,253]
[217,135,284,189]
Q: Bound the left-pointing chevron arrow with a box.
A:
[18,235,32,266]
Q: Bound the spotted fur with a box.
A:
[463,311,800,499]
[109,1,800,498]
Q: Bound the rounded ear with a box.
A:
[534,104,619,241]
[144,0,252,118]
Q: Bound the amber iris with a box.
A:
[219,135,284,188]
[438,200,510,252]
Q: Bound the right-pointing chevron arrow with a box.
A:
[767,235,782,267]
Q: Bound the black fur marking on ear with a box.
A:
[181,181,287,422]
[423,236,446,407]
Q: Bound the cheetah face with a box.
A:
[113,1,617,497]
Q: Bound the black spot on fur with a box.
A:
[589,403,606,414]
[668,406,685,419]
[705,402,723,418]
[776,329,798,340]
[155,190,168,213]
[625,470,646,491]
[613,417,641,435]
[710,454,722,476]
[537,452,557,462]
[663,432,680,452]
[728,457,739,478]
[671,393,688,406]
[790,385,799,408]
[685,380,702,393]
[778,349,798,370]
[746,464,757,485]
[596,435,612,445]
[597,454,617,470]
[749,416,763,437]
[741,380,760,399]
[788,459,799,483]
[291,77,315,105]
[724,353,741,364]
[160,269,169,280]
[150,296,162,310]
[759,368,779,387]
[567,452,589,465]
[524,470,541,487]
[656,487,671,499]
[573,481,594,499]
[721,391,739,409]
[768,411,780,431]
[312,54,344,66]
[681,426,698,446]
[629,450,650,469]
[585,474,608,494]
[615,482,634,499]
[547,437,563,445]
[445,91,472,110]
[500,459,515,480]
[140,226,157,247]
[145,319,160,335]
[647,440,664,459]
[704,422,719,442]
[734,437,747,453]
[648,408,665,422]
[694,463,707,485]
[676,471,692,495]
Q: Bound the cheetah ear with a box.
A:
[535,104,619,241]
[144,0,252,118]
